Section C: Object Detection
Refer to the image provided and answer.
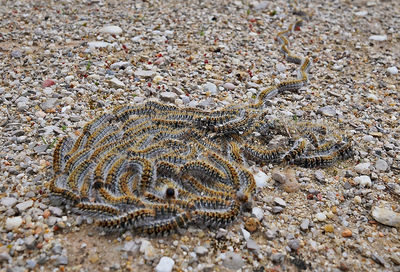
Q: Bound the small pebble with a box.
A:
[194,246,208,256]
[354,162,371,175]
[300,219,310,231]
[253,170,269,188]
[341,229,352,237]
[222,252,244,270]
[387,66,398,75]
[369,35,387,41]
[5,216,23,230]
[99,25,123,35]
[223,82,236,90]
[375,159,388,172]
[315,212,327,222]
[155,257,175,272]
[252,207,264,221]
[274,197,286,207]
[324,224,334,233]
[372,207,400,227]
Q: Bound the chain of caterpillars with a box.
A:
[49,17,352,236]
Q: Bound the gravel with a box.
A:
[0,0,399,271]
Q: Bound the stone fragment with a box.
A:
[274,197,286,207]
[341,229,352,237]
[354,176,372,187]
[134,70,156,78]
[223,82,236,90]
[40,98,58,111]
[369,35,387,41]
[5,216,23,230]
[155,257,175,272]
[253,170,269,188]
[372,207,400,227]
[317,106,336,117]
[288,239,300,250]
[354,162,370,175]
[375,159,388,172]
[88,41,110,49]
[42,79,55,88]
[54,255,68,266]
[159,92,178,103]
[99,25,122,35]
[16,200,33,212]
[1,197,17,207]
[246,239,260,251]
[272,171,288,184]
[315,212,326,222]
[387,66,398,75]
[300,219,309,231]
[222,252,244,270]
[194,246,208,256]
[252,207,264,221]
[314,170,325,182]
[108,78,125,88]
[203,82,217,95]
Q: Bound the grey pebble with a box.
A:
[1,197,18,207]
[26,259,37,269]
[16,200,33,212]
[272,206,284,213]
[48,206,63,217]
[375,159,388,172]
[11,50,23,58]
[24,236,37,249]
[159,92,178,103]
[246,239,260,251]
[288,239,300,251]
[271,253,285,263]
[265,229,277,240]
[203,82,218,95]
[134,69,156,78]
[194,245,208,256]
[52,244,63,255]
[54,255,68,266]
[372,253,386,266]
[314,170,325,183]
[274,197,286,207]
[354,162,371,175]
[317,106,337,117]
[0,252,11,263]
[300,219,310,231]
[33,144,48,153]
[222,252,244,270]
[40,98,58,111]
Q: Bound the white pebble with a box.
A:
[253,170,269,188]
[315,212,327,222]
[108,78,125,88]
[369,35,387,41]
[252,207,264,221]
[354,176,372,187]
[387,66,398,75]
[354,11,368,16]
[372,207,400,227]
[354,196,362,204]
[6,217,23,230]
[99,25,123,35]
[155,257,175,272]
